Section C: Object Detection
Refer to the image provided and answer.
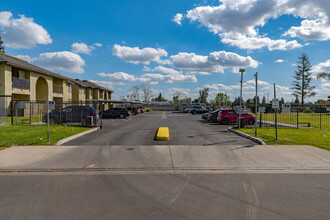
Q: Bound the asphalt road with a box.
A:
[64,111,255,146]
[1,111,330,219]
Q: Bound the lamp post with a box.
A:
[238,69,245,128]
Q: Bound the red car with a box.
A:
[217,109,255,125]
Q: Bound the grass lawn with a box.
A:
[257,113,330,129]
[238,127,330,151]
[0,125,90,150]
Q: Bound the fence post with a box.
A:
[296,108,299,129]
[29,102,32,125]
[319,108,322,129]
[11,95,14,125]
[259,112,262,128]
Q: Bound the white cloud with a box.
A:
[170,51,259,74]
[112,44,168,64]
[71,42,96,55]
[30,51,85,74]
[313,60,330,74]
[179,0,330,50]
[172,13,183,25]
[274,59,285,63]
[93,43,102,47]
[89,80,114,90]
[320,83,330,90]
[168,88,191,96]
[0,11,52,49]
[97,72,136,84]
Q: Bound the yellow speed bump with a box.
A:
[155,127,169,140]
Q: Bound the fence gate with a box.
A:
[0,95,12,125]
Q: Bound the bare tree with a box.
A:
[198,88,209,104]
[129,85,140,101]
[140,84,153,103]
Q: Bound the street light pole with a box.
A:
[238,69,245,128]
[254,72,258,136]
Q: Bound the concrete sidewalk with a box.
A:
[0,144,329,172]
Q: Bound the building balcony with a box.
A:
[53,84,63,94]
[12,77,30,90]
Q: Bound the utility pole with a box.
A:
[274,84,278,140]
[47,96,50,143]
[238,69,245,128]
[254,72,258,136]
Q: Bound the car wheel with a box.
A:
[222,118,229,125]
[81,118,86,126]
[193,111,197,115]
[119,114,125,119]
[248,119,255,125]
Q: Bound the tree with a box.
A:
[180,97,192,103]
[0,34,4,53]
[153,93,166,102]
[317,72,330,81]
[129,85,140,101]
[192,98,199,103]
[233,97,243,106]
[291,54,316,106]
[214,93,231,106]
[280,97,285,104]
[140,84,153,103]
[252,96,260,104]
[294,95,300,104]
[262,96,266,104]
[198,88,209,104]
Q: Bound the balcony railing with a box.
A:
[12,77,30,90]
[53,84,63,94]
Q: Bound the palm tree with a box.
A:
[317,72,330,81]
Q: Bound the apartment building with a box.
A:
[0,52,113,109]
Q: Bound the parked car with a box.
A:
[102,108,129,119]
[139,107,145,113]
[183,107,194,113]
[191,107,209,115]
[202,112,209,120]
[43,106,100,125]
[126,107,138,115]
[207,109,221,122]
[217,109,255,125]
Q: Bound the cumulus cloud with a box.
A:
[29,51,85,74]
[168,88,191,96]
[112,44,168,64]
[71,42,96,55]
[97,72,136,85]
[172,13,183,25]
[89,80,114,90]
[274,59,285,63]
[93,43,102,47]
[98,67,197,85]
[170,51,259,74]
[313,60,330,74]
[178,0,330,50]
[0,11,52,49]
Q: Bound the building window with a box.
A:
[79,86,82,94]
[12,67,19,78]
[68,83,72,93]
[90,90,93,97]
[68,98,71,102]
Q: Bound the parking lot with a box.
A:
[64,111,255,146]
[1,110,330,219]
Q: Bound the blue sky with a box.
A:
[1,0,330,102]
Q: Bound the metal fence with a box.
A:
[0,95,13,125]
[7,101,106,127]
[244,104,330,130]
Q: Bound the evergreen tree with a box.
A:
[291,54,316,106]
[294,95,300,104]
[280,97,285,104]
[0,34,4,53]
[262,96,266,104]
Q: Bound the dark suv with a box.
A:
[190,107,209,115]
[43,106,100,125]
[102,108,129,119]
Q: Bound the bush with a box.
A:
[146,108,152,112]
[303,109,314,113]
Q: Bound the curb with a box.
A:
[56,127,100,146]
[228,127,266,145]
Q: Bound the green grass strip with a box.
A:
[0,125,90,150]
[238,127,330,151]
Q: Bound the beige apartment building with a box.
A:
[0,52,113,110]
